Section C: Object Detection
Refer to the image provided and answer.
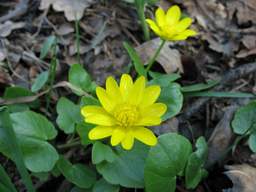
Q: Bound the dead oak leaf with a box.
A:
[40,0,94,21]
[225,164,256,192]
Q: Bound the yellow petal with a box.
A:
[146,19,161,36]
[121,132,134,150]
[139,85,161,107]
[119,74,133,101]
[88,126,113,140]
[166,5,181,26]
[106,76,122,104]
[140,103,167,118]
[81,106,116,126]
[175,18,193,32]
[171,29,197,40]
[110,127,126,146]
[155,7,166,27]
[96,87,115,112]
[127,76,145,105]
[133,127,157,146]
[135,116,161,126]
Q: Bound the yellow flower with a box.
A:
[146,5,197,41]
[81,74,167,150]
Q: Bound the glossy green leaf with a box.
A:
[144,133,192,192]
[57,156,96,189]
[80,96,100,106]
[76,122,93,146]
[232,101,256,135]
[68,64,96,95]
[40,36,56,59]
[0,107,35,192]
[96,142,149,188]
[0,110,59,173]
[185,91,255,98]
[92,142,117,164]
[158,83,183,120]
[148,72,181,87]
[0,163,17,192]
[31,71,49,92]
[248,131,256,152]
[123,42,146,76]
[185,137,208,189]
[181,80,219,92]
[56,97,82,134]
[93,178,119,192]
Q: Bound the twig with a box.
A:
[0,81,91,106]
[179,62,256,121]
[0,0,29,23]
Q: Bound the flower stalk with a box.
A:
[146,39,166,72]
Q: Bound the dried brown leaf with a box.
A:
[207,106,236,166]
[0,21,25,37]
[136,38,183,73]
[225,164,256,192]
[40,0,94,21]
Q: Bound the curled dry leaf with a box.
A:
[207,106,237,166]
[225,164,256,192]
[40,0,94,21]
[0,21,25,37]
[136,38,183,73]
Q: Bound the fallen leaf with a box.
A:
[40,0,94,21]
[0,21,25,37]
[207,106,237,166]
[224,164,256,192]
[136,38,183,73]
[56,23,74,36]
[153,117,179,135]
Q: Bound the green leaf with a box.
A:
[181,80,219,92]
[185,91,255,98]
[92,142,117,164]
[158,83,183,120]
[80,96,100,106]
[0,110,59,173]
[40,36,56,59]
[123,42,146,77]
[96,142,149,188]
[185,137,208,189]
[93,178,119,192]
[248,132,256,152]
[11,110,57,140]
[31,71,49,92]
[57,156,96,189]
[4,87,39,112]
[0,164,17,192]
[68,64,96,95]
[232,101,256,135]
[144,133,192,192]
[56,97,82,134]
[148,72,181,87]
[76,122,93,146]
[0,107,35,192]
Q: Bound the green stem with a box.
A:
[146,39,166,72]
[57,141,81,150]
[136,3,150,41]
[46,40,57,110]
[75,19,80,64]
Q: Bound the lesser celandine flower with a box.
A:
[81,74,167,150]
[146,5,197,41]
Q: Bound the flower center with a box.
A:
[113,104,139,127]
